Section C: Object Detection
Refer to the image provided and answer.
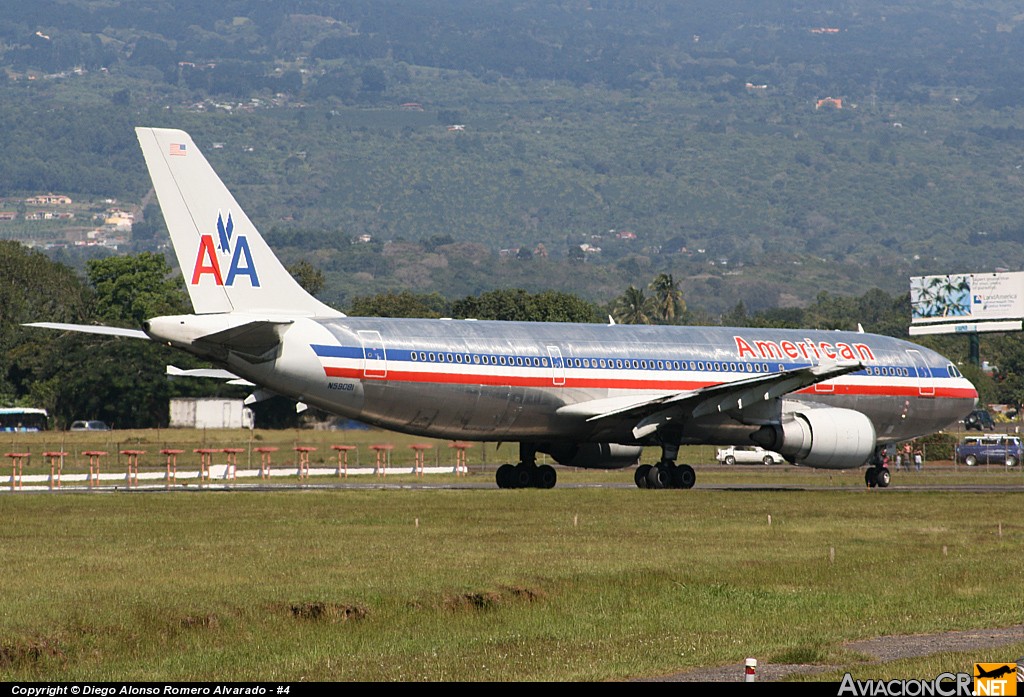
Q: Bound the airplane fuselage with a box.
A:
[198,317,975,461]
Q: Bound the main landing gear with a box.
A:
[634,440,696,489]
[864,447,891,488]
[634,461,696,489]
[495,444,557,489]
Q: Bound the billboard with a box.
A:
[910,272,1024,325]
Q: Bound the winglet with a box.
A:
[135,127,342,318]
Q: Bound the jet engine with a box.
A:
[539,442,644,469]
[753,406,876,470]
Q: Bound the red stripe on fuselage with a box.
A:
[321,366,976,399]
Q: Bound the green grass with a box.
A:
[1,482,1023,681]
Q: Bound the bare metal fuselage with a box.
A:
[216,316,975,451]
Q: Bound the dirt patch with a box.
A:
[0,635,67,670]
[445,591,503,612]
[444,585,546,612]
[641,625,1024,682]
[286,601,368,622]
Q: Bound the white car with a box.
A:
[715,446,785,465]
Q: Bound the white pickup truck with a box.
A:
[715,446,785,465]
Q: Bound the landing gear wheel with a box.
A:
[512,463,534,488]
[875,467,891,488]
[646,464,672,489]
[535,464,557,489]
[674,464,696,489]
[496,463,515,489]
[634,464,651,489]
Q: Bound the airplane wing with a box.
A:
[23,322,150,340]
[559,360,864,439]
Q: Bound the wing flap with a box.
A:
[572,361,864,439]
[555,392,689,419]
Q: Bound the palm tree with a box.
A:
[612,285,654,325]
[648,273,686,324]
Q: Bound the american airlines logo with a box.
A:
[190,212,260,287]
[734,335,875,362]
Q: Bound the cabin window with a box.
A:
[411,352,418,361]
[499,356,507,365]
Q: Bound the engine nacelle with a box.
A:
[539,442,644,470]
[754,407,876,470]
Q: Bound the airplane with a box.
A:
[975,665,1016,679]
[27,127,978,490]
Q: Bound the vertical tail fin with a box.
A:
[136,127,342,317]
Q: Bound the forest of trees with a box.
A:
[2,1,1024,424]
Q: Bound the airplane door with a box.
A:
[358,330,388,379]
[547,346,565,386]
[906,349,935,397]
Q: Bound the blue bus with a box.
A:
[0,408,48,432]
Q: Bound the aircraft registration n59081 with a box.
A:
[27,128,978,490]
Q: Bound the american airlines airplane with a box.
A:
[29,128,978,490]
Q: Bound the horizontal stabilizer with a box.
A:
[165,365,254,386]
[23,322,150,340]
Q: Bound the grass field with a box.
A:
[2,436,1023,681]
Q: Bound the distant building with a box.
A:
[25,193,71,205]
[170,398,254,429]
[816,97,843,110]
